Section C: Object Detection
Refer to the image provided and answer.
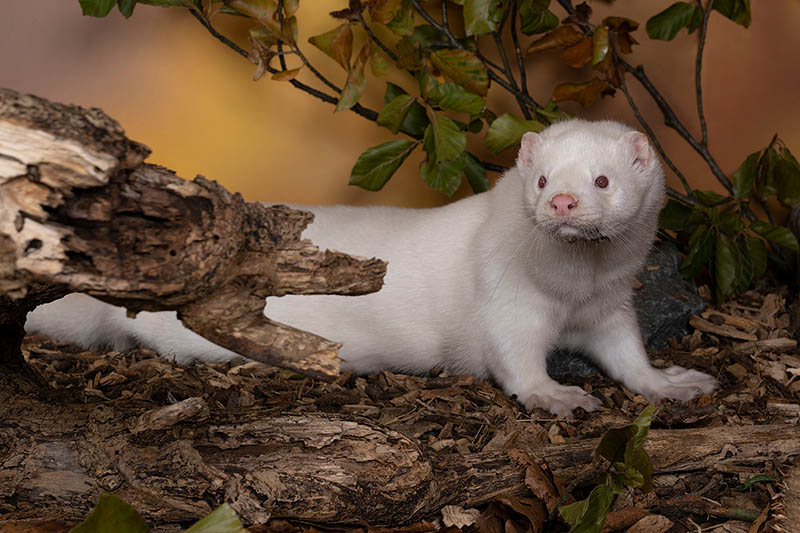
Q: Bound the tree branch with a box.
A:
[510,2,532,109]
[188,8,378,122]
[695,0,714,146]
[410,0,540,111]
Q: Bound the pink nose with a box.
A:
[550,194,578,216]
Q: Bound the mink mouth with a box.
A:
[547,222,609,244]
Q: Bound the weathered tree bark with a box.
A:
[0,88,386,377]
[1,370,798,527]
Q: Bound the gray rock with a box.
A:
[547,241,705,378]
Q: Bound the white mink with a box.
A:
[26,119,716,417]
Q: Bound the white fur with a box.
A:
[26,119,715,416]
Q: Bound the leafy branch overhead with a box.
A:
[77,0,798,302]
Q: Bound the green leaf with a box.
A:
[646,2,696,41]
[736,474,774,492]
[464,0,505,36]
[687,5,704,32]
[79,0,117,17]
[384,83,429,137]
[138,0,193,5]
[534,100,573,124]
[336,43,371,112]
[518,0,559,35]
[186,504,245,533]
[748,236,767,278]
[694,189,729,207]
[680,225,715,278]
[715,232,738,301]
[712,0,751,27]
[559,484,614,533]
[776,155,800,208]
[719,211,745,234]
[349,140,418,191]
[462,152,490,193]
[425,113,467,161]
[308,23,353,71]
[659,199,693,232]
[732,235,753,296]
[427,83,485,116]
[429,49,489,96]
[757,148,779,201]
[420,157,465,196]
[117,0,136,17]
[732,151,759,201]
[484,114,544,155]
[750,221,800,252]
[71,494,148,533]
[378,94,416,134]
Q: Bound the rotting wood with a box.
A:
[1,369,798,527]
[0,88,387,377]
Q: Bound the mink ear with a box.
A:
[621,131,654,171]
[517,132,542,169]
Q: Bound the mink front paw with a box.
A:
[630,366,716,403]
[523,383,602,418]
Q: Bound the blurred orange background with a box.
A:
[1,1,798,208]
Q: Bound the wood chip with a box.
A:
[690,315,758,341]
[731,338,797,355]
[701,310,764,333]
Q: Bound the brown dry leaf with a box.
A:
[560,37,592,68]
[553,78,608,107]
[627,514,673,533]
[601,507,649,531]
[524,464,561,513]
[496,496,546,533]
[526,25,584,55]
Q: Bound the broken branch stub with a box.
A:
[0,88,386,377]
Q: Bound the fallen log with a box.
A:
[0,88,386,376]
[1,369,798,527]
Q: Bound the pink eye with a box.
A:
[595,175,609,188]
[538,176,547,188]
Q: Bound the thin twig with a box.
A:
[610,45,694,201]
[410,0,540,110]
[695,0,714,146]
[510,2,531,101]
[617,58,733,193]
[276,0,288,71]
[188,9,378,122]
[359,13,398,61]
[492,7,532,119]
[557,0,734,196]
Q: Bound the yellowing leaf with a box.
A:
[592,25,609,65]
[429,49,489,96]
[309,23,353,71]
[271,67,303,81]
[336,43,371,111]
[228,0,280,32]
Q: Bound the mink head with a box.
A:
[516,119,665,244]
